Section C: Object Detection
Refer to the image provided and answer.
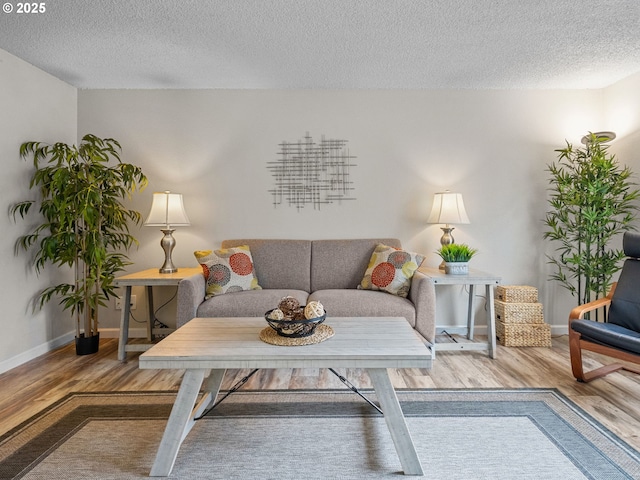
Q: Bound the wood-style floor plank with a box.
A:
[0,335,639,452]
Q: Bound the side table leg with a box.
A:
[117,286,132,362]
[486,284,497,359]
[467,284,476,340]
[150,369,207,477]
[146,285,154,341]
[368,368,424,476]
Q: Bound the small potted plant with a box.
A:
[436,244,478,275]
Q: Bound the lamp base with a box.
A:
[438,226,455,271]
[159,266,178,274]
[159,228,178,274]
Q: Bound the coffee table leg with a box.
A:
[368,368,424,476]
[150,368,207,477]
[200,368,226,411]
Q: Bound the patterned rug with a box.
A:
[1,389,639,479]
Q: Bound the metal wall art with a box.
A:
[267,132,357,211]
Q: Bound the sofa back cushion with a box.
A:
[311,238,402,291]
[221,239,312,292]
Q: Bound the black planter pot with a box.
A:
[75,332,100,355]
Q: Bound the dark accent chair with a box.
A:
[569,231,640,382]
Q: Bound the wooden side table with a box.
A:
[114,267,202,362]
[419,266,501,358]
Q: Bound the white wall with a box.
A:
[605,72,640,206]
[77,88,608,333]
[0,49,77,372]
[3,61,638,372]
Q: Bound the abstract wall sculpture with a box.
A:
[267,132,357,211]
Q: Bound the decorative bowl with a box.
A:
[264,308,327,338]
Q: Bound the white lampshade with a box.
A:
[144,191,190,228]
[428,191,470,225]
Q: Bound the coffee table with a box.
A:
[139,316,432,477]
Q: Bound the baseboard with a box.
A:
[2,323,570,375]
[0,331,75,375]
[0,327,154,374]
[437,325,568,336]
[99,327,148,339]
[550,325,568,336]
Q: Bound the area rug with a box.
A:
[1,389,639,479]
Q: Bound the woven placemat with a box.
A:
[259,324,335,346]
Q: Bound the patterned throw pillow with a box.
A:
[194,245,262,298]
[358,244,425,298]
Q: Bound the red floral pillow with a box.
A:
[358,244,425,298]
[195,245,261,298]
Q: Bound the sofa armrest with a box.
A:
[176,273,206,328]
[409,270,436,344]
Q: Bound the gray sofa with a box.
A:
[177,238,436,344]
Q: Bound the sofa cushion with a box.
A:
[222,239,312,292]
[197,289,310,318]
[195,246,261,299]
[311,238,402,291]
[308,289,416,327]
[358,244,425,298]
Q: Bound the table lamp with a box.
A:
[428,191,470,270]
[144,191,190,273]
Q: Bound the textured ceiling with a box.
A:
[1,0,639,90]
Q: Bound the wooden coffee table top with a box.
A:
[139,317,432,370]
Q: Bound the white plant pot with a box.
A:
[444,262,469,275]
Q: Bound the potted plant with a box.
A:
[543,132,639,314]
[436,244,478,274]
[11,134,147,355]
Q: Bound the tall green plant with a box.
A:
[543,133,639,307]
[11,134,147,341]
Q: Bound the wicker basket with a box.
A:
[495,285,538,303]
[495,300,544,324]
[496,321,551,347]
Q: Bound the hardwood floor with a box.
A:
[1,335,639,452]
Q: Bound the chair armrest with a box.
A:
[409,270,436,344]
[568,283,616,321]
[176,272,206,328]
